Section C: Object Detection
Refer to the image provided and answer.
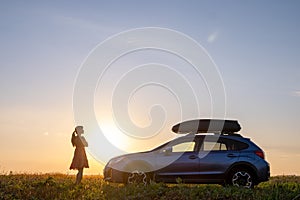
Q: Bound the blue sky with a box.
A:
[0,1,300,175]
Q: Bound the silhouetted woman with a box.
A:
[70,126,89,184]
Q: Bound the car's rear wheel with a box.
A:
[227,168,255,188]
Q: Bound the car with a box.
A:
[103,119,270,188]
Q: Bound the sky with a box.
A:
[0,1,300,175]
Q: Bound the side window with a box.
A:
[200,137,249,151]
[172,141,195,152]
[203,141,227,151]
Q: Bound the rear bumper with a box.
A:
[256,161,270,183]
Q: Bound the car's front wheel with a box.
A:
[126,170,152,185]
[227,168,255,188]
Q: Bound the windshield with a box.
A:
[149,140,171,152]
[149,135,194,152]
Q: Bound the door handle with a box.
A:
[189,155,198,159]
[227,153,238,158]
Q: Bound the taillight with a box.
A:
[255,150,265,159]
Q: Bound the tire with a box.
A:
[227,168,255,188]
[126,170,152,185]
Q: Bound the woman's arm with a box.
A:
[81,137,88,147]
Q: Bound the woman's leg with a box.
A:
[76,168,83,184]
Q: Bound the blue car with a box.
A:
[104,119,270,188]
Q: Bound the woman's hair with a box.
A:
[71,131,76,147]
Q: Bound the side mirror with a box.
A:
[163,147,172,155]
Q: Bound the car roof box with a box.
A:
[172,119,241,134]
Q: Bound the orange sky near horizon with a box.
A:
[1,117,299,176]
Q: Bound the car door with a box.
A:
[155,137,200,183]
[197,137,240,182]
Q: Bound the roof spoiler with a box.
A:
[172,119,241,134]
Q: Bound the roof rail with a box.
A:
[190,132,242,137]
[220,132,242,137]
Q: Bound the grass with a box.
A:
[1,174,300,200]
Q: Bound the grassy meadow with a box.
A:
[1,174,300,200]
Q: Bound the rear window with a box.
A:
[223,138,248,151]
